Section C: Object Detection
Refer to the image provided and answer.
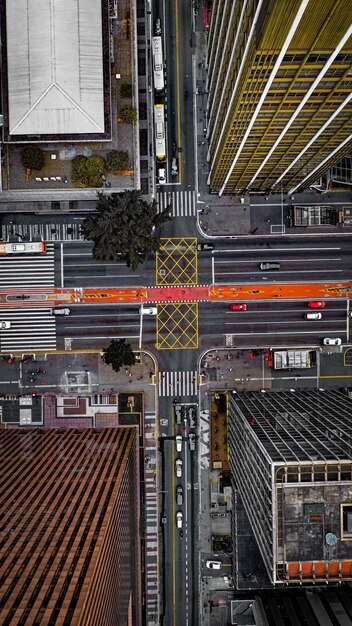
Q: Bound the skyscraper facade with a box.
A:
[229,389,352,585]
[0,427,141,625]
[206,0,352,195]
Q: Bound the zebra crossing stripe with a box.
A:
[157,190,196,217]
[0,308,57,351]
[158,371,198,397]
[1,223,83,242]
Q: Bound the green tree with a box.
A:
[102,338,136,373]
[72,155,107,188]
[21,145,45,170]
[120,83,133,98]
[81,190,171,270]
[119,105,137,124]
[106,150,129,172]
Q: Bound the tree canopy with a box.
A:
[81,191,171,270]
[21,146,45,170]
[106,150,129,172]
[119,105,137,123]
[102,338,136,373]
[72,155,107,188]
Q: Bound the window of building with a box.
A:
[342,504,352,540]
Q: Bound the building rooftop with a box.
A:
[4,0,106,138]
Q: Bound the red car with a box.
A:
[229,303,247,311]
[308,301,326,309]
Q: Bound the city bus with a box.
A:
[0,242,47,254]
[154,104,166,162]
[152,36,164,93]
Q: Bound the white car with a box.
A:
[206,560,221,569]
[158,168,166,185]
[175,458,183,478]
[51,308,70,316]
[139,306,157,316]
[175,434,183,452]
[323,338,342,346]
[0,321,11,329]
[171,157,178,176]
[189,433,196,451]
[176,511,183,528]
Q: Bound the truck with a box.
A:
[273,349,316,370]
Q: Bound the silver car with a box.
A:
[175,458,183,478]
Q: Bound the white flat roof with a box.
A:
[6,0,105,136]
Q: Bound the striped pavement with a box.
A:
[0,243,55,289]
[158,370,198,397]
[157,190,196,217]
[1,223,83,242]
[0,308,57,352]
[144,411,160,626]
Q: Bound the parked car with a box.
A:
[323,338,342,346]
[51,308,70,316]
[171,157,178,176]
[158,168,166,185]
[155,17,161,35]
[176,511,183,528]
[197,243,214,251]
[175,404,183,424]
[229,303,247,311]
[189,433,196,451]
[175,458,183,478]
[139,306,157,316]
[304,312,322,320]
[176,485,183,506]
[259,262,280,270]
[187,406,196,429]
[0,321,11,329]
[206,560,221,569]
[175,434,183,452]
[308,300,326,308]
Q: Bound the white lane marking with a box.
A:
[223,329,346,335]
[225,320,344,325]
[214,247,341,253]
[214,258,342,264]
[60,242,64,288]
[70,334,140,339]
[215,269,343,275]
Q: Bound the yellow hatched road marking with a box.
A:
[156,303,198,350]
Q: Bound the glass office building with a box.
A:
[206,0,352,194]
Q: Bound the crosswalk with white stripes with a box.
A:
[158,370,198,397]
[1,223,83,242]
[157,190,196,218]
[0,308,57,351]
[0,243,55,289]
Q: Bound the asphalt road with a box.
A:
[59,234,352,290]
[202,236,352,285]
[50,298,350,353]
[198,299,349,349]
[158,397,199,626]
